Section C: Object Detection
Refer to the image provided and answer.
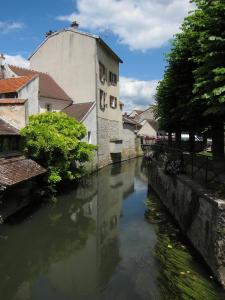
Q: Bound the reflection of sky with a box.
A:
[99,170,159,300]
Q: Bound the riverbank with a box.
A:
[145,190,225,299]
[147,158,225,287]
[0,158,224,299]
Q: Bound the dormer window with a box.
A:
[99,62,107,84]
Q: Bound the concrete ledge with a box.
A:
[147,159,225,287]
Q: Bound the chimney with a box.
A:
[45,30,53,38]
[71,21,79,30]
[0,54,5,80]
[0,54,5,67]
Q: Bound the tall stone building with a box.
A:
[29,23,123,168]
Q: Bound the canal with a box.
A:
[0,158,224,299]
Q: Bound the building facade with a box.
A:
[29,25,123,168]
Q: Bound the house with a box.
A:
[63,102,97,145]
[0,55,72,130]
[129,109,143,119]
[122,114,142,159]
[0,117,46,221]
[137,119,160,143]
[29,22,123,168]
[5,64,73,114]
[134,106,155,123]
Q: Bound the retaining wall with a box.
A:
[148,159,225,286]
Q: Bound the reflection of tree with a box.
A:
[0,158,140,299]
[0,199,95,300]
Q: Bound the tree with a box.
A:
[156,0,225,156]
[191,0,225,157]
[20,112,96,184]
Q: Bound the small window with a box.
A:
[100,89,106,109]
[88,131,92,144]
[109,71,117,85]
[45,103,52,112]
[99,62,107,83]
[110,96,117,108]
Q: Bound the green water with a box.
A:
[0,158,224,299]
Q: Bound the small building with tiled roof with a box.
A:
[8,65,72,102]
[5,64,72,114]
[122,114,142,160]
[0,154,46,221]
[129,109,144,118]
[63,102,94,122]
[137,119,162,141]
[0,62,73,130]
[63,102,97,145]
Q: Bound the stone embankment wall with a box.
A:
[148,160,225,287]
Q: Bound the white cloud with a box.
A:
[0,21,24,34]
[57,0,194,51]
[120,76,158,111]
[4,54,29,68]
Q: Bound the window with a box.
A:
[99,62,107,83]
[88,131,92,144]
[100,89,106,109]
[45,103,52,112]
[109,71,117,85]
[110,96,117,109]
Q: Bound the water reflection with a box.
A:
[0,159,151,300]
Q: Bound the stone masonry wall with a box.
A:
[97,117,122,168]
[148,159,225,286]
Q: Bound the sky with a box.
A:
[0,0,194,111]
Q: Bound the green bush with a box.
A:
[21,112,96,184]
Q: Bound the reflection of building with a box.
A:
[0,160,137,299]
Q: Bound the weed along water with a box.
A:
[0,158,224,299]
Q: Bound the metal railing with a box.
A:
[143,143,225,187]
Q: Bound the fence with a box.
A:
[143,144,225,187]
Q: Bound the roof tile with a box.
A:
[63,102,94,121]
[0,155,46,186]
[9,65,72,102]
[0,76,34,94]
[0,98,27,105]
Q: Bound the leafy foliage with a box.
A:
[155,0,225,156]
[21,112,96,184]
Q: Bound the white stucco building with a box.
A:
[0,63,72,129]
[29,23,123,168]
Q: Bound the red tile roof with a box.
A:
[0,98,27,105]
[63,102,94,122]
[0,118,19,135]
[0,155,46,187]
[0,75,35,94]
[9,65,72,102]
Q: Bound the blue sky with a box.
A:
[0,0,193,111]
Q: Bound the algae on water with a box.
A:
[145,194,224,300]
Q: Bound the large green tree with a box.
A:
[156,0,225,156]
[192,0,225,156]
[21,112,96,184]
